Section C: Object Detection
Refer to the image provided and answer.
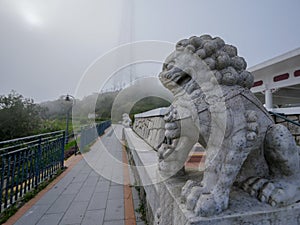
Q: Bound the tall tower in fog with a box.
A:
[117,0,135,89]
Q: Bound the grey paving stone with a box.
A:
[110,152,123,161]
[111,182,123,186]
[83,176,99,188]
[16,127,132,225]
[111,170,124,184]
[95,180,110,193]
[60,224,80,225]
[62,182,83,195]
[59,201,89,225]
[89,170,100,177]
[69,164,86,174]
[131,187,139,200]
[51,180,71,192]
[74,186,95,202]
[50,176,74,191]
[40,174,75,197]
[79,168,92,174]
[128,167,136,185]
[108,185,124,200]
[66,163,86,176]
[103,220,125,225]
[37,163,86,206]
[104,199,124,221]
[81,164,93,172]
[99,176,110,182]
[136,221,146,225]
[36,213,64,225]
[14,205,50,225]
[71,172,90,183]
[88,192,108,210]
[47,194,76,214]
[72,159,86,168]
[35,189,60,205]
[81,210,105,225]
[63,174,77,182]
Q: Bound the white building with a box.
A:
[249,48,300,115]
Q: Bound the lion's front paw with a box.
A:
[181,180,228,216]
[260,182,300,207]
[181,180,197,202]
[181,180,204,209]
[194,193,227,217]
[242,177,300,207]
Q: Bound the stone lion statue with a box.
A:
[157,34,300,217]
[122,113,132,128]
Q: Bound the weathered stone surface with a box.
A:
[157,34,300,218]
[159,171,300,225]
[123,127,160,225]
[124,126,300,225]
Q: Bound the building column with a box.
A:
[265,89,273,110]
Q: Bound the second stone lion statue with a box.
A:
[157,34,300,217]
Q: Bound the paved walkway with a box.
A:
[11,125,145,225]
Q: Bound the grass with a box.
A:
[65,139,78,150]
[0,168,65,224]
[133,185,149,225]
[64,138,80,159]
[81,140,96,154]
[0,205,18,224]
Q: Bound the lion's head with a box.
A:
[159,34,254,96]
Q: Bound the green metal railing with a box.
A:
[80,121,111,151]
[269,111,300,127]
[270,111,300,144]
[0,131,65,211]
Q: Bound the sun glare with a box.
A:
[23,11,42,26]
[16,2,43,27]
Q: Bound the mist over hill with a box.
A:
[40,78,173,124]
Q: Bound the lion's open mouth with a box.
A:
[159,69,193,92]
[175,73,191,86]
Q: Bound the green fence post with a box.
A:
[61,131,65,169]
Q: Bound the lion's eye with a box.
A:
[162,63,168,70]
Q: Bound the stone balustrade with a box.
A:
[133,107,168,150]
[123,124,300,225]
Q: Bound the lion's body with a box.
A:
[158,34,300,216]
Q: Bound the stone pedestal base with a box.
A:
[159,172,300,225]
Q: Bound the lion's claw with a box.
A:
[194,193,227,217]
[181,180,227,216]
[242,177,300,207]
[181,180,198,203]
[186,187,203,210]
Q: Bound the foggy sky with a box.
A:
[0,0,300,102]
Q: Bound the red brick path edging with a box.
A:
[122,144,137,225]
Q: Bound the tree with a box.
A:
[0,90,42,141]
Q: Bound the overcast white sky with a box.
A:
[0,0,300,102]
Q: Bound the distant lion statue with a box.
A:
[157,34,300,216]
[122,113,132,128]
